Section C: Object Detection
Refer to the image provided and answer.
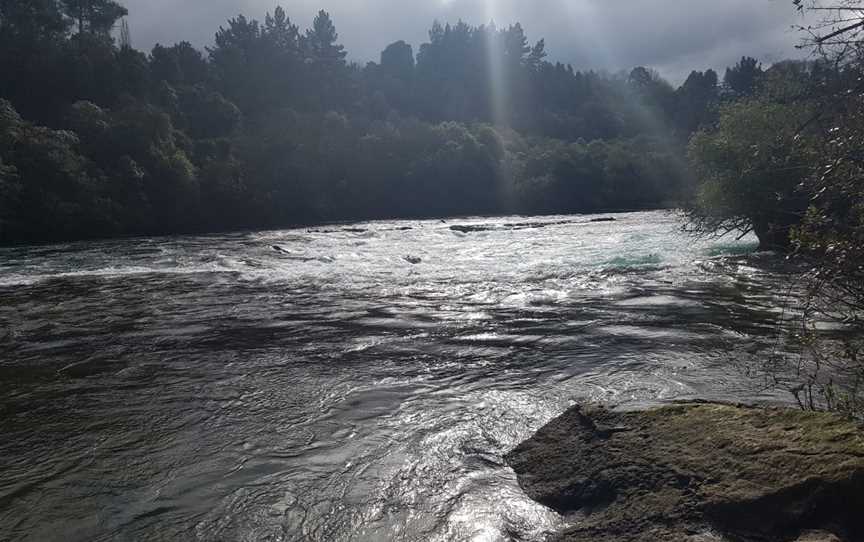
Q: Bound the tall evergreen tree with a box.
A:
[303,10,346,66]
[264,6,299,54]
[0,0,72,123]
[301,10,350,110]
[59,0,127,37]
[0,0,70,42]
[724,56,763,97]
[380,40,414,81]
[208,15,263,112]
[674,69,719,135]
[151,42,208,86]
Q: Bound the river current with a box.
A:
[0,211,798,541]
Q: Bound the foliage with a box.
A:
[515,135,686,214]
[785,1,864,418]
[789,72,864,419]
[0,2,740,244]
[687,1,864,416]
[0,98,116,241]
[59,0,127,37]
[0,155,20,238]
[723,56,763,97]
[686,86,819,249]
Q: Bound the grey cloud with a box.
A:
[122,0,809,83]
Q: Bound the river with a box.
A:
[0,211,799,541]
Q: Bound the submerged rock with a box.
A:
[449,220,575,234]
[450,224,487,234]
[506,403,864,542]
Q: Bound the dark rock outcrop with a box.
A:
[506,403,864,542]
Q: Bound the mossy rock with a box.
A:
[506,403,864,542]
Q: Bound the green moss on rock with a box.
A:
[506,403,864,542]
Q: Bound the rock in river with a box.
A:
[506,403,864,542]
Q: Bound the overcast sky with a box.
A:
[122,0,811,84]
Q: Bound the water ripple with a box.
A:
[0,212,800,541]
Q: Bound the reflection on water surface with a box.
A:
[0,212,795,541]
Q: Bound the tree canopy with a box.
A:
[0,2,758,244]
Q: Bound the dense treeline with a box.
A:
[1,0,748,243]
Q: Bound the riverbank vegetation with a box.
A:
[0,0,735,244]
[685,1,864,417]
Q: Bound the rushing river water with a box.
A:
[0,211,800,541]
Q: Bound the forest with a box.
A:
[4,3,864,537]
[0,0,763,244]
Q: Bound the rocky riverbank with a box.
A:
[506,403,864,542]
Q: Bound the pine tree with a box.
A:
[59,0,127,37]
[264,6,299,54]
[300,10,350,110]
[724,56,763,97]
[303,10,346,66]
[0,0,70,41]
[380,40,414,81]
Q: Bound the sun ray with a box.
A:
[482,0,510,126]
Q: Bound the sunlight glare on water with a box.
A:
[0,211,795,541]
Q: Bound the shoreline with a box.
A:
[506,402,864,542]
